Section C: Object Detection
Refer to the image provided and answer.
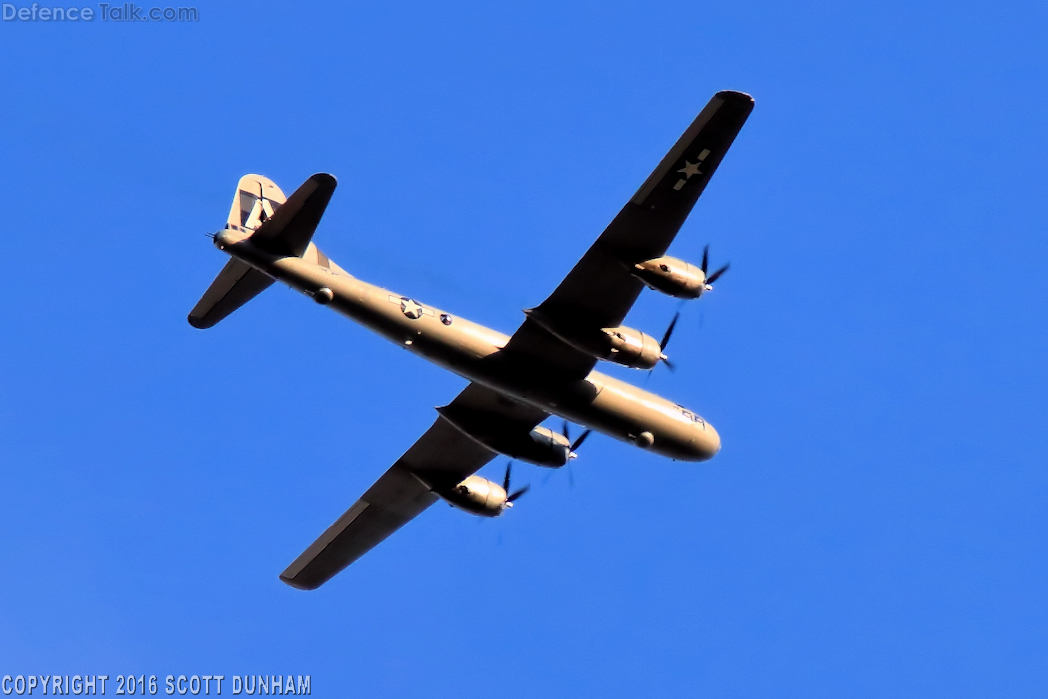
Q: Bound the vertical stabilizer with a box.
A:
[188,174,287,329]
[227,175,287,233]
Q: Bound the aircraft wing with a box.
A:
[503,91,754,377]
[280,383,547,589]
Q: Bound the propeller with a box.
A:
[562,420,591,457]
[701,244,730,289]
[502,462,530,508]
[645,310,681,383]
[558,421,593,488]
[655,311,680,372]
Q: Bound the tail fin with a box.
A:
[227,174,287,232]
[188,173,338,329]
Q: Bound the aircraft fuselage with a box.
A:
[216,230,720,462]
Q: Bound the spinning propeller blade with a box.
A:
[659,312,680,352]
[706,263,730,285]
[700,245,729,288]
[653,311,680,373]
[502,461,530,505]
[562,421,592,453]
[559,421,591,488]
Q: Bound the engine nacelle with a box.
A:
[432,475,508,517]
[523,426,573,466]
[599,326,664,370]
[632,256,706,299]
[524,309,665,370]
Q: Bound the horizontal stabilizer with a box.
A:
[250,173,337,258]
[187,258,274,329]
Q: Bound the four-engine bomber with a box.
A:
[188,90,755,588]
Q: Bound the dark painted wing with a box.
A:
[279,384,547,590]
[503,91,754,376]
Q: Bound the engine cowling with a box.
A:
[433,475,508,517]
[632,256,706,299]
[523,426,573,466]
[599,326,664,370]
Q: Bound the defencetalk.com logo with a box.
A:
[2,3,199,21]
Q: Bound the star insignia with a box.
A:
[401,298,423,319]
[677,160,702,179]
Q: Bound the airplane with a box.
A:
[188,90,754,590]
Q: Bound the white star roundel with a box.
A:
[400,298,423,319]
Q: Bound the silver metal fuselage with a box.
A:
[218,232,720,462]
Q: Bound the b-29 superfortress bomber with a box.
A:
[189,91,754,589]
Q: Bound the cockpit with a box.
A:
[676,405,707,426]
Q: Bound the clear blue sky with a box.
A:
[1,2,1046,696]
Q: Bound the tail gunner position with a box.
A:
[189,91,754,589]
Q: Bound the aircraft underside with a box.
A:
[188,90,754,588]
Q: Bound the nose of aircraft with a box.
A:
[690,420,721,461]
